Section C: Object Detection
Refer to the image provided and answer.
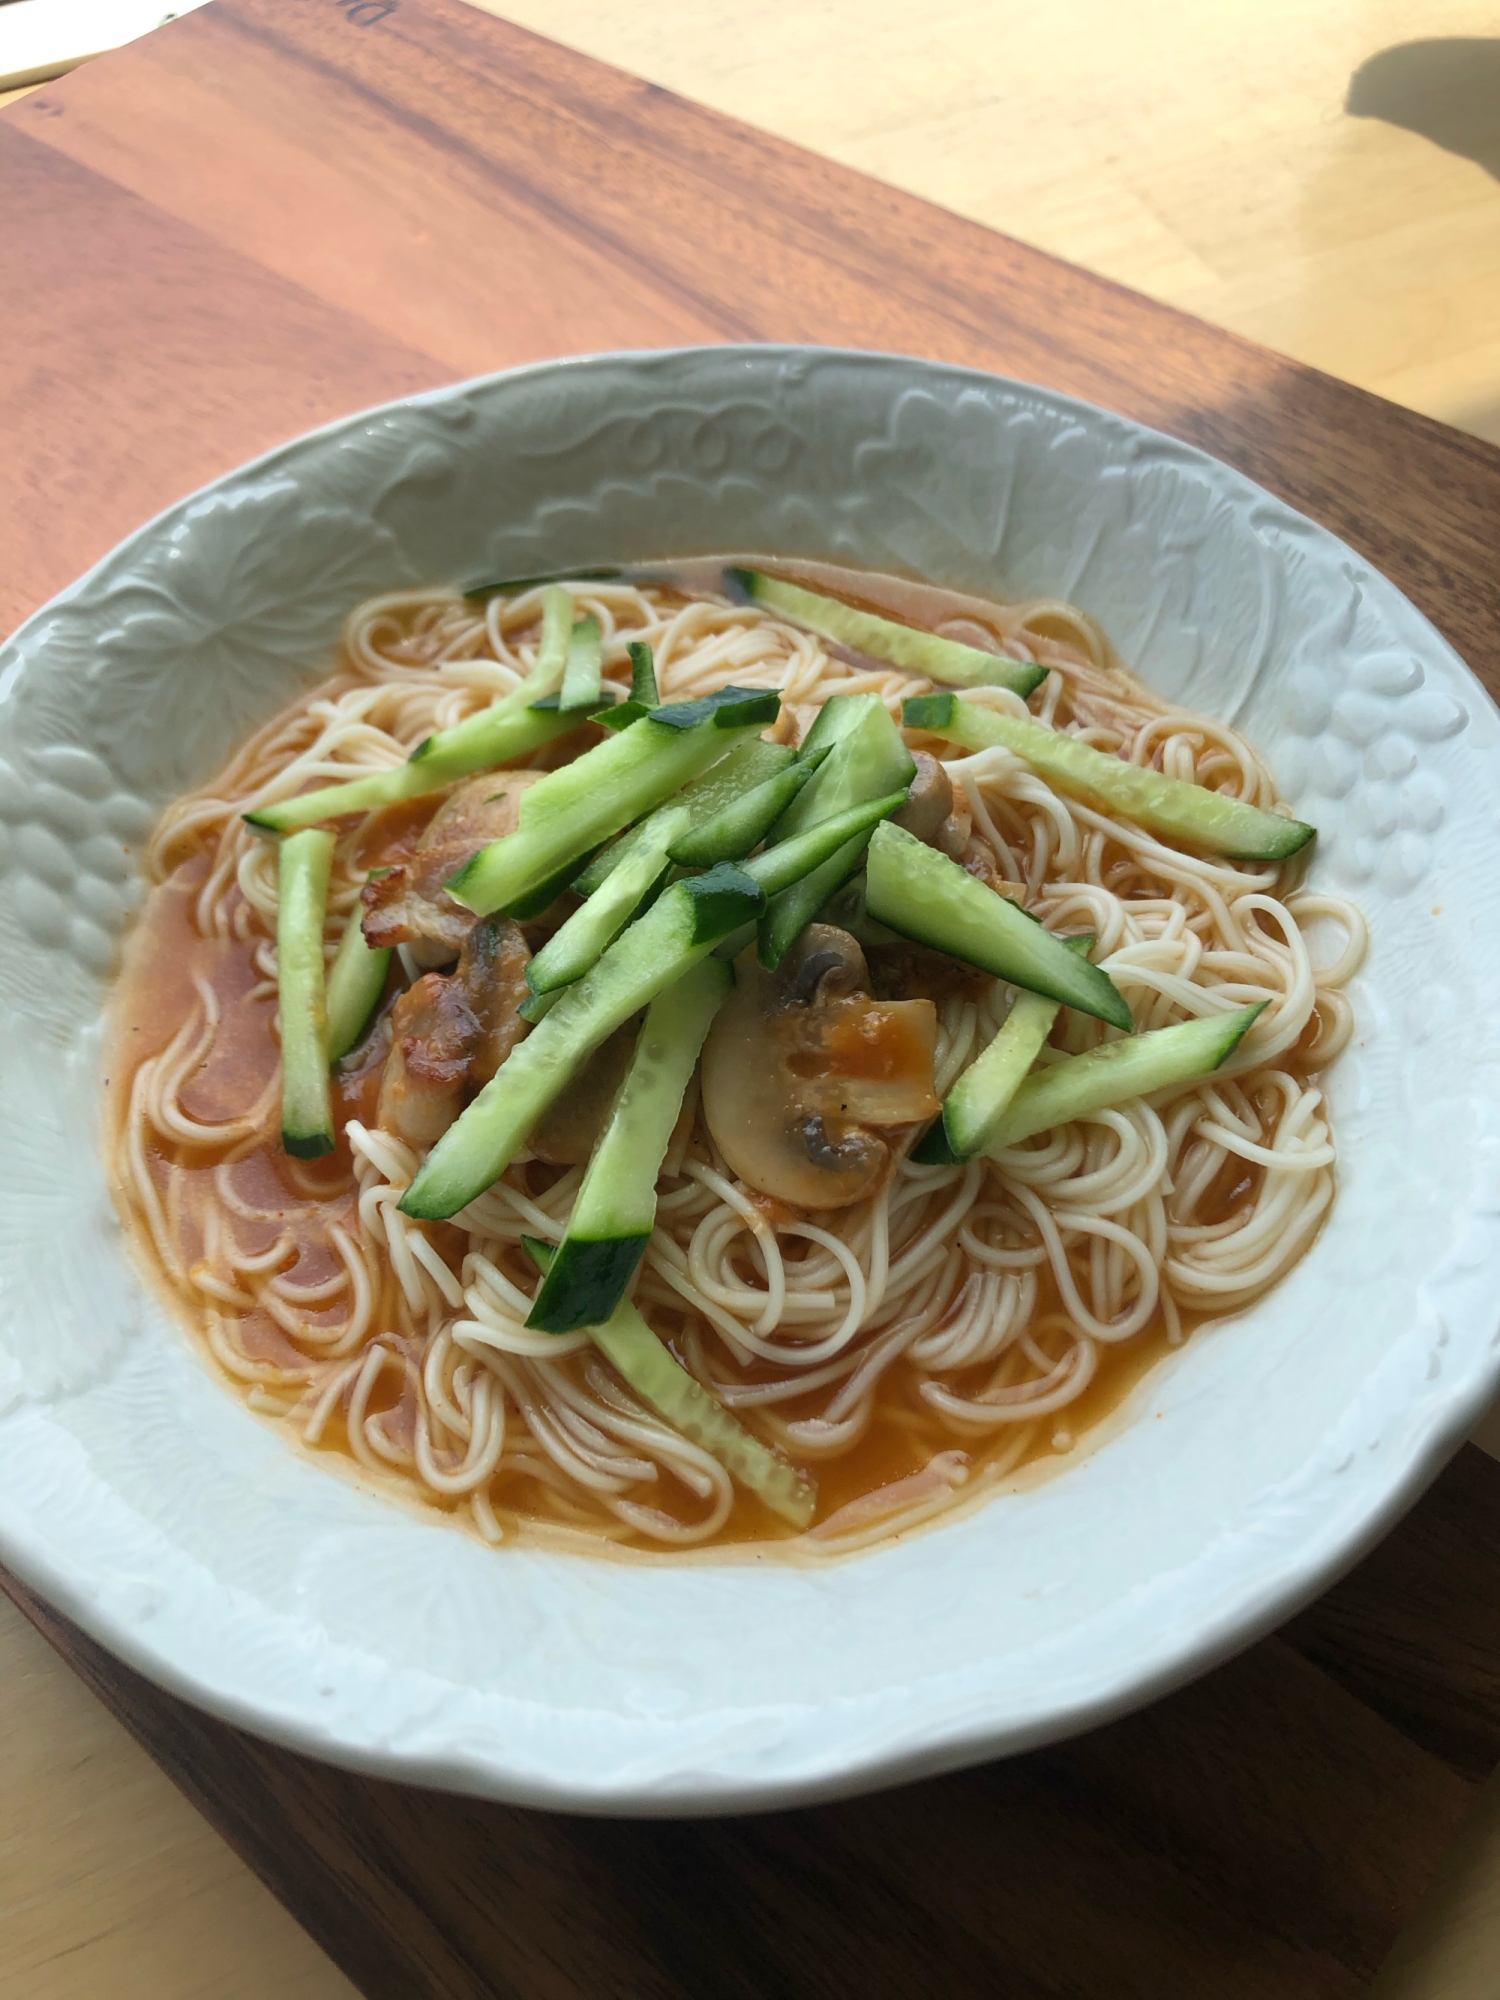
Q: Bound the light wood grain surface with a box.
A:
[4,1,1499,1995]
[0,1593,358,2000]
[486,0,1500,444]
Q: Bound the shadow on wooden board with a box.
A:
[5,1446,1500,2000]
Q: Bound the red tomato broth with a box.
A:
[103,560,1347,1557]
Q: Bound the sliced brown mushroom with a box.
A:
[363,769,543,966]
[701,924,940,1210]
[895,749,970,861]
[893,751,953,843]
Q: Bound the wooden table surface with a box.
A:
[490,0,1500,447]
[4,2,1500,1994]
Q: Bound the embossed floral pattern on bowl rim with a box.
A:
[1,347,1499,1815]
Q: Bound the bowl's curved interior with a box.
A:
[2,347,1498,1813]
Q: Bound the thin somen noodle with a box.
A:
[107,565,1365,1555]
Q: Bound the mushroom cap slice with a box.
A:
[701,927,939,1212]
[893,751,953,844]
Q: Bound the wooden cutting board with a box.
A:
[3,3,1500,1993]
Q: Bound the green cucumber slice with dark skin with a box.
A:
[276,829,337,1157]
[759,694,917,968]
[710,791,912,962]
[984,1002,1267,1151]
[627,640,659,707]
[574,738,795,896]
[245,586,582,835]
[463,566,622,600]
[864,820,1134,1031]
[741,789,911,897]
[559,614,604,712]
[912,935,1093,1164]
[521,1238,816,1529]
[903,693,1316,861]
[668,744,830,868]
[593,642,663,733]
[444,688,781,919]
[527,958,730,1332]
[729,568,1048,699]
[527,807,689,996]
[400,866,765,1219]
[324,901,393,1061]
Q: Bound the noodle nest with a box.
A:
[113,575,1365,1553]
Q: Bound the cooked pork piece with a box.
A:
[362,771,542,966]
[461,917,533,1087]
[376,916,532,1150]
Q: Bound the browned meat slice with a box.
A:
[377,917,533,1150]
[460,917,533,1086]
[362,770,542,966]
[377,975,482,1149]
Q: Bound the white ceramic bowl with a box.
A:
[3,348,1499,1816]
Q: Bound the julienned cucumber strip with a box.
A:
[400,867,765,1218]
[759,694,917,968]
[730,569,1048,699]
[476,687,778,839]
[522,1238,816,1528]
[903,693,1316,862]
[574,739,794,896]
[984,1002,1267,1151]
[912,935,1093,1164]
[446,690,780,918]
[419,584,573,760]
[463,566,622,600]
[628,641,659,708]
[527,807,690,996]
[767,696,913,836]
[592,642,662,733]
[277,830,337,1157]
[706,791,912,962]
[242,707,589,835]
[527,959,730,1332]
[559,615,604,712]
[244,586,580,834]
[645,687,782,732]
[741,790,911,896]
[865,821,1134,1031]
[669,744,830,868]
[325,902,392,1061]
